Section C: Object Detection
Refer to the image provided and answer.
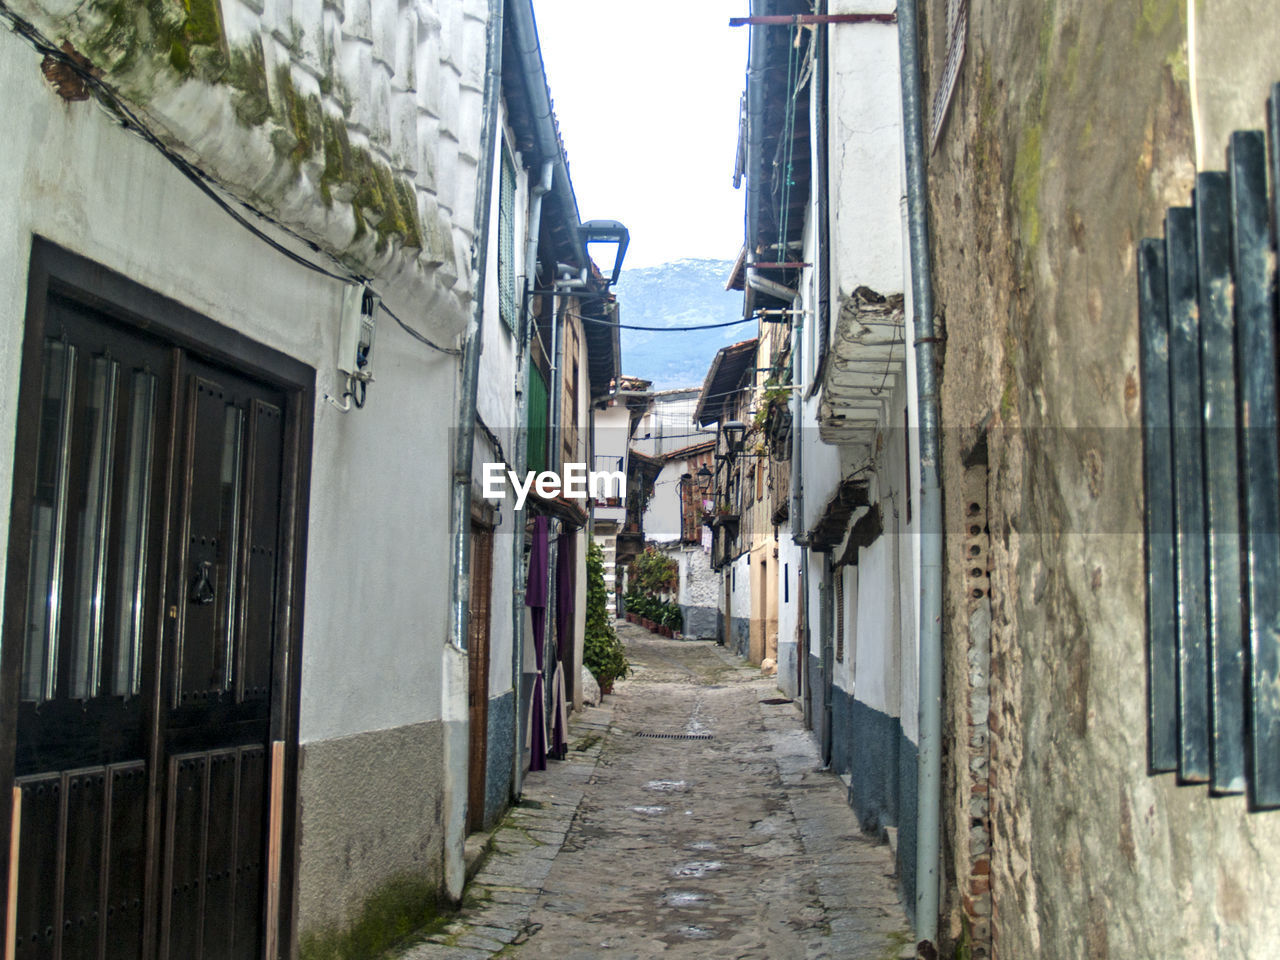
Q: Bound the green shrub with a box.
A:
[630,546,678,596]
[585,542,629,689]
[660,603,683,630]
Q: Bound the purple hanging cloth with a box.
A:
[550,531,576,759]
[526,516,550,772]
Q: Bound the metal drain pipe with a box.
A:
[897,0,944,945]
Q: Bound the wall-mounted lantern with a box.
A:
[581,219,631,287]
[723,420,747,455]
[695,464,714,495]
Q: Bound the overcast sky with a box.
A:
[530,1,749,270]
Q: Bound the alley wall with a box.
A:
[0,0,491,944]
[924,0,1280,955]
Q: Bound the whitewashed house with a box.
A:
[731,0,922,918]
[0,0,619,954]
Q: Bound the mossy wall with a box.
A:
[923,0,1280,956]
[15,0,472,290]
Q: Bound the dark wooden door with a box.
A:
[466,523,493,834]
[5,279,299,960]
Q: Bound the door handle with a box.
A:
[189,560,216,605]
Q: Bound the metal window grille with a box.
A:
[1138,83,1280,807]
[498,146,517,331]
[929,0,967,152]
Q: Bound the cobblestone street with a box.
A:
[404,619,912,959]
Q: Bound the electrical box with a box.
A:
[338,284,379,380]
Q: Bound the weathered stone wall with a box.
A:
[924,0,1280,956]
[10,0,488,330]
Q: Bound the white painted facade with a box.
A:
[0,0,610,947]
[644,462,686,542]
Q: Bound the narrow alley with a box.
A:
[403,620,911,960]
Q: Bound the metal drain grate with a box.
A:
[633,732,714,740]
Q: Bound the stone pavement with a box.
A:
[398,620,913,960]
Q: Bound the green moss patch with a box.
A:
[299,874,453,960]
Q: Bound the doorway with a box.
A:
[1,242,312,960]
[466,521,494,834]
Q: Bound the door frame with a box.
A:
[0,239,314,959]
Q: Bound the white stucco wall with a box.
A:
[729,553,751,625]
[775,533,802,697]
[593,403,632,490]
[0,15,484,747]
[644,462,686,542]
[632,390,704,459]
[829,1,904,299]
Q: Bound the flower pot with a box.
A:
[661,625,672,637]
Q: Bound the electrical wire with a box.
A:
[381,301,461,356]
[1,3,459,357]
[573,312,756,332]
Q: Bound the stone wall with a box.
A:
[924,0,1280,955]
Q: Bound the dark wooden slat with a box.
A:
[241,402,283,703]
[59,769,106,960]
[103,763,146,960]
[162,754,207,960]
[14,775,60,960]
[1230,130,1280,808]
[1136,241,1177,774]
[1165,206,1210,782]
[232,747,265,959]
[179,379,230,706]
[1194,173,1247,794]
[200,751,238,960]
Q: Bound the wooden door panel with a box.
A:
[103,763,146,960]
[59,769,106,960]
[5,246,308,960]
[239,401,283,704]
[466,525,493,833]
[162,753,206,960]
[231,746,266,960]
[14,774,61,960]
[177,377,241,708]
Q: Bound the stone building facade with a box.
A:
[923,0,1280,956]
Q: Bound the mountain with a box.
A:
[612,258,749,391]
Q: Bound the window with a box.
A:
[498,144,517,331]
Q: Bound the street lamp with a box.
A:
[722,420,746,454]
[581,220,631,287]
[695,464,714,494]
